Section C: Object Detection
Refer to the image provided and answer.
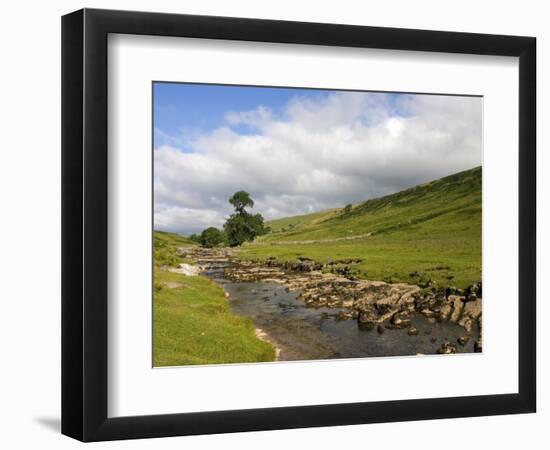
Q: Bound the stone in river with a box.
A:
[438,341,457,354]
[474,338,483,353]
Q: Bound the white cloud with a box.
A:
[154,92,481,234]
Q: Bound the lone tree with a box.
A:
[199,227,225,248]
[224,191,265,247]
[228,191,254,214]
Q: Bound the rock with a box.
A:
[458,317,473,334]
[439,304,452,321]
[408,327,419,336]
[457,335,470,346]
[438,341,457,354]
[416,293,437,310]
[446,286,458,296]
[424,328,432,335]
[462,298,482,320]
[335,310,354,321]
[434,291,447,303]
[357,306,377,327]
[466,282,482,298]
[377,324,385,334]
[430,337,437,343]
[390,311,412,329]
[420,308,436,318]
[447,295,465,322]
[474,338,482,353]
[168,263,201,276]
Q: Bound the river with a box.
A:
[202,260,480,361]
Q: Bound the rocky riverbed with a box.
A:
[179,246,482,356]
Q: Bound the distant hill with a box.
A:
[240,167,482,288]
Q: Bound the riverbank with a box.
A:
[153,232,276,367]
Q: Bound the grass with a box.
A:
[237,167,482,289]
[154,230,196,267]
[266,208,339,233]
[153,230,276,366]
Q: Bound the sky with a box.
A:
[153,82,482,234]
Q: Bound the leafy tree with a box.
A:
[224,191,265,246]
[228,191,254,214]
[343,204,353,214]
[188,233,201,243]
[199,227,225,248]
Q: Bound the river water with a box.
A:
[203,263,480,361]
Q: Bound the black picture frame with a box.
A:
[62,8,536,442]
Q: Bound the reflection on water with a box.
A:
[203,265,479,361]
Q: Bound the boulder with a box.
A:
[439,304,452,321]
[390,311,412,329]
[447,295,465,322]
[474,338,482,353]
[168,263,201,276]
[462,298,482,320]
[458,317,473,334]
[420,308,436,318]
[438,341,457,354]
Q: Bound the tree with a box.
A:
[343,204,353,214]
[224,191,265,246]
[188,233,201,243]
[199,227,225,248]
[228,191,254,214]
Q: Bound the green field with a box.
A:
[153,231,276,366]
[238,166,482,289]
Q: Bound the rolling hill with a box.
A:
[238,166,482,289]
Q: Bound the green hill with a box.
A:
[238,166,482,288]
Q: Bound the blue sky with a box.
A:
[153,83,411,148]
[154,83,318,146]
[153,83,481,234]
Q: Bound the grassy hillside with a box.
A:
[153,230,196,267]
[266,208,339,233]
[153,230,276,366]
[239,167,482,289]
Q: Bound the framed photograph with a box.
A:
[62,8,536,441]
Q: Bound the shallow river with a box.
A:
[203,263,480,361]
